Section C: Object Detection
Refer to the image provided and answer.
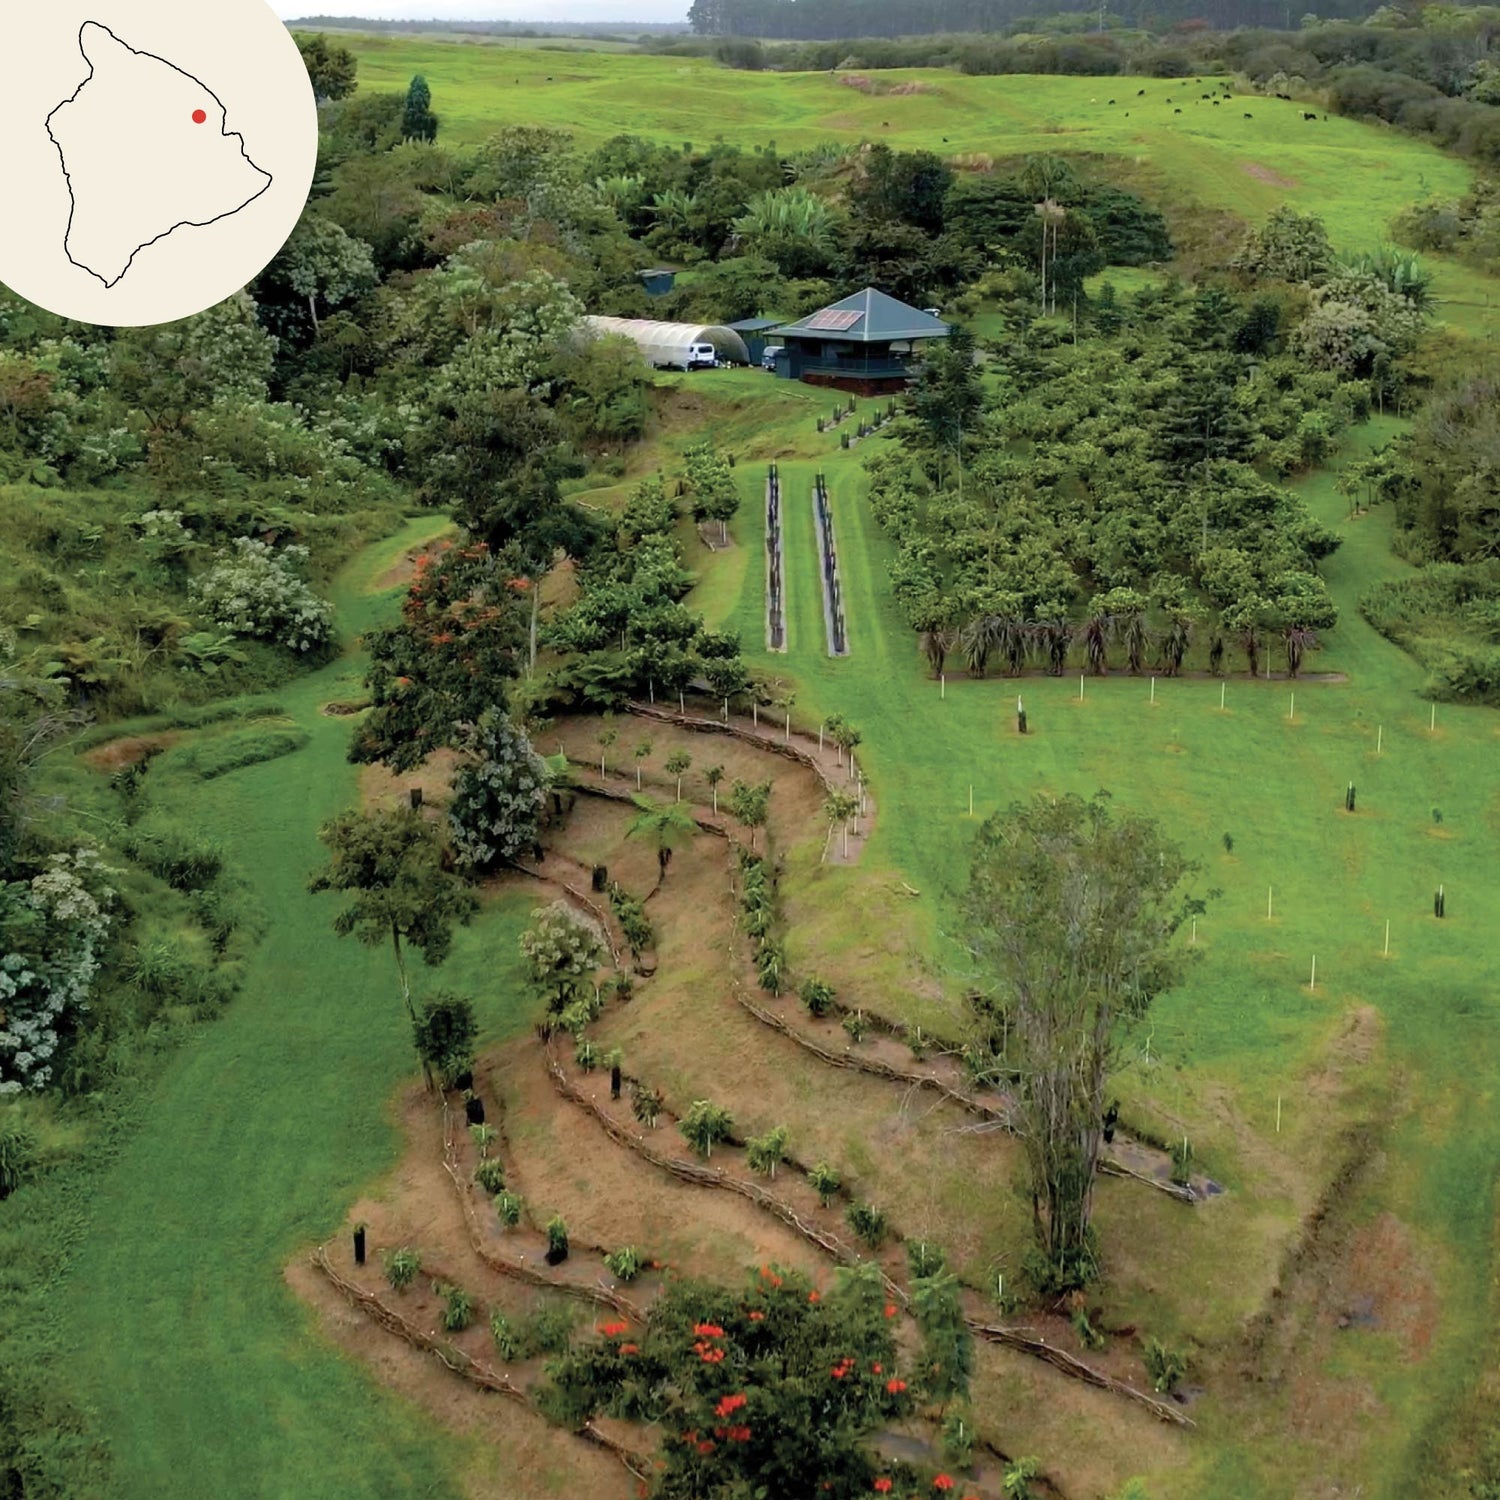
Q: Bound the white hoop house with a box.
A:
[582,316,750,370]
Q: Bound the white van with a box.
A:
[686,342,718,369]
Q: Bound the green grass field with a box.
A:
[43,521,547,1500]
[341,37,1497,332]
[685,378,1500,1496]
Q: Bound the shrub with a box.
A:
[1142,1336,1187,1394]
[745,1124,789,1179]
[0,1108,37,1198]
[469,1123,498,1157]
[841,1011,868,1043]
[846,1201,888,1249]
[526,1301,576,1355]
[474,1157,507,1194]
[546,1215,570,1263]
[191,538,333,652]
[491,1310,522,1361]
[799,976,835,1017]
[382,1246,422,1290]
[679,1098,734,1159]
[604,1246,645,1282]
[1004,1457,1043,1499]
[1169,1137,1193,1187]
[756,939,787,995]
[906,1241,946,1278]
[575,1038,599,1071]
[125,821,224,890]
[413,991,478,1090]
[520,902,605,1014]
[438,1283,475,1333]
[809,1160,841,1206]
[631,1081,664,1128]
[494,1190,524,1227]
[176,726,310,780]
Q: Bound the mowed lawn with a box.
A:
[693,384,1500,1497]
[51,520,543,1500]
[336,37,1496,331]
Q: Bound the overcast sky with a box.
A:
[276,2,689,21]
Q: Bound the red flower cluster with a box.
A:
[693,1342,726,1364]
[747,1310,765,1322]
[714,1393,748,1419]
[883,1303,899,1319]
[808,1290,822,1304]
[873,1481,893,1494]
[758,1265,784,1288]
[598,1321,629,1337]
[620,1343,639,1355]
[933,1476,955,1492]
[871,1362,883,1374]
[696,1439,715,1456]
[693,1323,726,1338]
[713,1424,752,1443]
[885,1378,908,1395]
[829,1356,857,1381]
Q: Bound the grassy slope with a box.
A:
[343,38,1494,334]
[687,378,1500,1496]
[50,520,541,1500]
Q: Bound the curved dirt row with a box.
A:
[544,1036,1192,1430]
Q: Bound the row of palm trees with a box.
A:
[920,610,1319,679]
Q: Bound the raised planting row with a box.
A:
[766,463,786,653]
[813,471,850,658]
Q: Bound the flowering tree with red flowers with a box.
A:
[539,1262,927,1498]
[352,540,530,772]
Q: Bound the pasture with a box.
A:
[682,377,1500,1495]
[338,37,1497,331]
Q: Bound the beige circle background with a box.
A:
[0,0,316,326]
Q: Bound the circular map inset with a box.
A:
[0,0,316,326]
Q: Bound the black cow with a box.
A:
[1243,111,1253,118]
[1137,88,1146,96]
[1174,108,1182,114]
[1302,111,1318,121]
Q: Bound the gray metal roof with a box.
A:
[770,287,950,344]
[725,317,781,331]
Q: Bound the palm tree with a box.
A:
[822,788,859,861]
[960,615,1002,679]
[919,628,953,678]
[1161,613,1194,677]
[627,796,697,891]
[1283,624,1318,678]
[705,763,725,813]
[1080,612,1113,676]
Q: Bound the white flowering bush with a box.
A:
[191,538,333,653]
[448,709,550,871]
[0,848,115,1094]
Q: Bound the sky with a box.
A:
[275,2,689,21]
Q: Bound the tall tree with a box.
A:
[401,75,439,143]
[963,793,1199,1290]
[309,807,477,1029]
[627,796,698,890]
[295,33,359,101]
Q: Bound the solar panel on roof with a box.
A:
[804,309,862,331]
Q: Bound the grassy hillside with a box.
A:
[677,376,1500,1496]
[339,38,1499,332]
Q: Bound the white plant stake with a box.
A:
[1384,920,1390,957]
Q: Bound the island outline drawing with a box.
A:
[45,21,274,290]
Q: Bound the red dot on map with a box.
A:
[192,109,207,124]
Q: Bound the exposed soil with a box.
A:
[1242,161,1301,190]
[373,535,451,593]
[359,749,466,813]
[81,732,180,773]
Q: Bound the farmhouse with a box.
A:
[768,287,950,394]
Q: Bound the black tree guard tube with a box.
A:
[813,472,849,657]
